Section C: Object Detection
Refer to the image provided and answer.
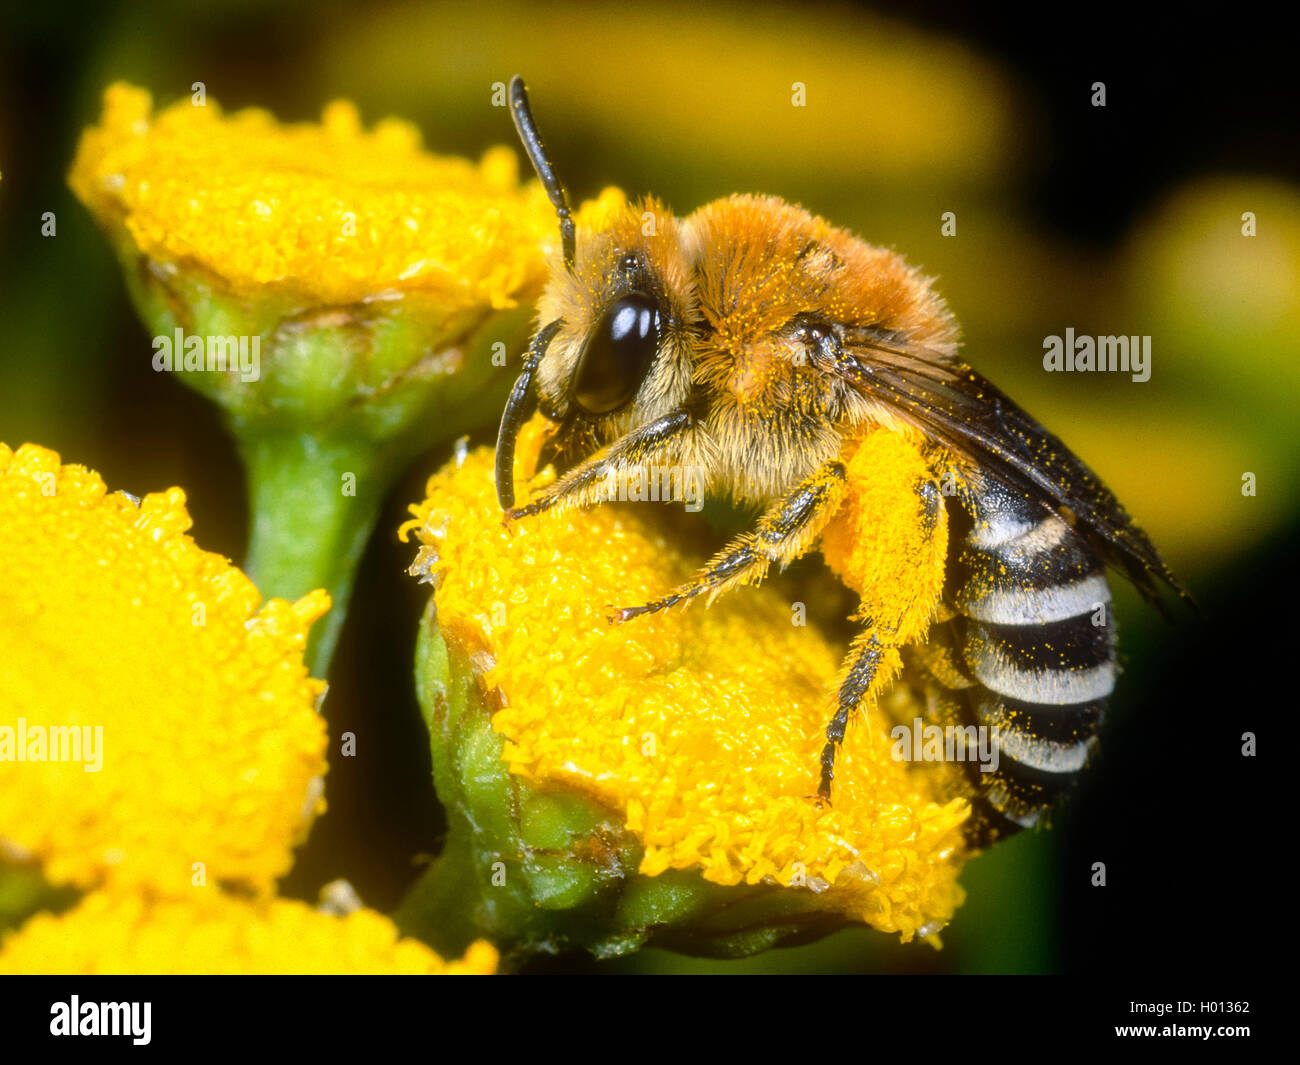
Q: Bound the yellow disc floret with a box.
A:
[0,443,329,896]
[69,82,556,309]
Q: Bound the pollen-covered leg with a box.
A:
[819,627,889,799]
[613,461,848,622]
[506,408,695,522]
[815,429,952,801]
[818,600,943,802]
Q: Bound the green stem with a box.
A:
[240,431,389,676]
[393,819,485,959]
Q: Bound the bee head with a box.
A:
[497,77,698,508]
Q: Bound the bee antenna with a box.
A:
[496,319,563,510]
[508,75,576,271]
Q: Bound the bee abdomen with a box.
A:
[962,615,1114,705]
[943,481,1115,845]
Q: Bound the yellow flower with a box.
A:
[67,82,570,674]
[0,443,328,896]
[402,419,968,943]
[0,890,497,975]
[69,82,555,310]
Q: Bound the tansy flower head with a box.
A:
[398,420,968,958]
[66,82,557,418]
[69,82,556,310]
[0,890,497,975]
[68,82,586,673]
[0,443,328,896]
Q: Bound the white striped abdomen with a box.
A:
[912,478,1115,846]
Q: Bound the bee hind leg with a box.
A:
[613,461,847,622]
[816,470,950,803]
[818,626,895,801]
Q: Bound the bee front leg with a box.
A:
[506,408,695,522]
[613,461,848,622]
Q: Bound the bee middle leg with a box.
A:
[613,461,848,622]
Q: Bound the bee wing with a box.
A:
[829,328,1189,609]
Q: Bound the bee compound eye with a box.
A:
[573,292,661,414]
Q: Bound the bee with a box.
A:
[495,76,1188,845]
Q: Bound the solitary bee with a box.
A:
[495,77,1187,844]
